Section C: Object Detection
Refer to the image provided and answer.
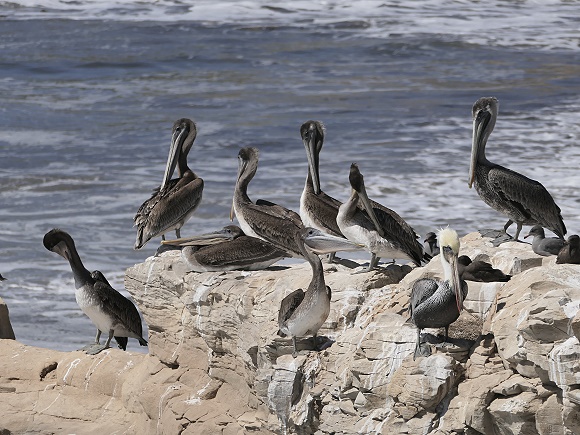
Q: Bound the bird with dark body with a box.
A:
[163,225,287,272]
[468,97,566,243]
[423,232,440,257]
[277,227,361,357]
[409,228,468,360]
[134,118,204,249]
[457,255,511,282]
[90,270,132,350]
[231,147,306,258]
[557,235,580,264]
[524,225,565,257]
[44,229,148,354]
[299,120,346,261]
[336,163,424,272]
[0,273,5,281]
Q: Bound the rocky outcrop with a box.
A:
[0,296,16,340]
[1,232,579,434]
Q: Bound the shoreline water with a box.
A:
[2,1,580,351]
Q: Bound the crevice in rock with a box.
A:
[39,362,57,380]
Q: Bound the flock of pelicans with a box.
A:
[7,96,577,359]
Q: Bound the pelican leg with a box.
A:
[444,325,449,342]
[176,228,181,238]
[513,223,523,241]
[413,328,431,360]
[355,253,380,274]
[162,234,166,241]
[292,336,298,358]
[490,220,515,246]
[86,329,114,355]
[326,252,336,263]
[78,329,101,351]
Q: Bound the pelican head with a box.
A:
[163,225,243,246]
[469,97,498,188]
[43,228,75,262]
[300,120,325,195]
[349,163,385,237]
[231,147,260,221]
[162,118,197,190]
[438,228,463,313]
[301,227,362,255]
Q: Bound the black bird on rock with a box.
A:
[457,255,511,282]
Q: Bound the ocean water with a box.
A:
[1,0,580,352]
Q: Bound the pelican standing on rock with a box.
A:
[278,227,361,357]
[409,228,468,359]
[163,225,287,272]
[336,163,423,271]
[557,235,580,264]
[524,225,565,256]
[44,229,148,354]
[468,97,566,242]
[299,121,345,260]
[231,147,305,258]
[134,118,204,249]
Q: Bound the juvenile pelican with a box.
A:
[231,147,305,258]
[278,227,361,357]
[336,163,423,271]
[134,118,204,249]
[44,229,148,354]
[524,225,565,256]
[457,255,511,282]
[409,228,468,359]
[163,225,287,272]
[556,235,580,264]
[468,97,566,242]
[299,121,345,261]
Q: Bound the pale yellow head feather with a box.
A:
[438,227,460,254]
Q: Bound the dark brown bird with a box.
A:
[457,255,511,282]
[134,118,203,249]
[556,235,580,264]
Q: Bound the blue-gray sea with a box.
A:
[1,0,580,352]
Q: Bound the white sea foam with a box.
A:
[2,1,579,51]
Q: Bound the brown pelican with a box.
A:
[44,229,148,354]
[423,232,440,257]
[336,163,423,271]
[556,235,580,264]
[457,255,511,282]
[231,147,306,258]
[468,97,566,242]
[299,121,346,261]
[90,270,133,350]
[134,118,204,249]
[162,225,287,272]
[409,228,468,359]
[278,227,361,357]
[524,225,565,256]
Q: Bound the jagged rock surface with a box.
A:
[0,232,579,434]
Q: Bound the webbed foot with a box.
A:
[85,344,110,355]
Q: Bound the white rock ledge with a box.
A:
[1,232,579,434]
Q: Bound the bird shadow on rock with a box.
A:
[265,336,334,363]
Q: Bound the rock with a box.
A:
[1,232,579,433]
[0,296,15,340]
